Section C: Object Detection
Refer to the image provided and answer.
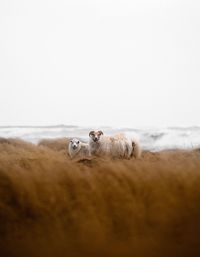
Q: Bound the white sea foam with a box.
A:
[0,125,200,151]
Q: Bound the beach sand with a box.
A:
[0,138,200,257]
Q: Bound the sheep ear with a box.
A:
[89,131,95,137]
[98,130,103,135]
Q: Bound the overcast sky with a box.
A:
[0,0,199,127]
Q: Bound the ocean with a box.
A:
[0,125,200,151]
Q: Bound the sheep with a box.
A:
[131,138,142,159]
[68,138,90,159]
[89,131,141,159]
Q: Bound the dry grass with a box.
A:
[0,138,200,257]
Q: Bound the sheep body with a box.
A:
[89,131,141,159]
[131,138,142,158]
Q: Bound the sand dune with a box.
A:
[0,138,200,257]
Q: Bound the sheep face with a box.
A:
[70,139,80,150]
[89,131,103,143]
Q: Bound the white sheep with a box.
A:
[131,138,142,159]
[89,131,141,159]
[68,138,90,159]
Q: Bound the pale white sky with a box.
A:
[0,0,200,127]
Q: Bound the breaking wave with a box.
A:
[0,125,200,151]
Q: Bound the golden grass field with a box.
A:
[0,138,200,257]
